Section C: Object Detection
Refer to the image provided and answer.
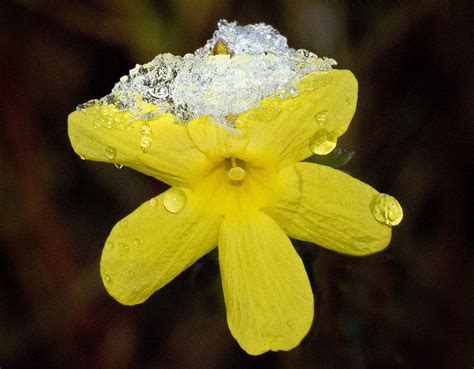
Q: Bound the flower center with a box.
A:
[194,158,280,218]
[227,157,246,181]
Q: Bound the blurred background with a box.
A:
[1,1,472,368]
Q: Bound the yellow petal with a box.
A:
[236,69,357,168]
[68,103,211,188]
[186,116,248,161]
[265,162,393,255]
[218,212,314,355]
[100,188,221,305]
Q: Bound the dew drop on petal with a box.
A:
[140,123,153,153]
[163,188,187,213]
[314,110,328,126]
[118,242,130,255]
[104,241,115,251]
[149,197,159,208]
[105,146,116,160]
[104,273,112,283]
[259,101,281,120]
[133,238,143,247]
[286,320,295,329]
[79,153,86,160]
[370,193,403,226]
[114,163,123,169]
[310,129,337,155]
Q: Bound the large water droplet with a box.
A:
[310,129,337,155]
[105,146,116,160]
[314,110,328,126]
[163,188,187,213]
[114,163,123,169]
[370,193,403,226]
[79,153,86,160]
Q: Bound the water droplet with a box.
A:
[310,129,337,155]
[119,242,130,255]
[286,320,295,329]
[105,146,116,160]
[370,193,403,226]
[140,123,153,153]
[79,153,86,160]
[314,110,328,126]
[149,197,159,208]
[105,241,115,251]
[114,163,123,169]
[259,100,282,120]
[163,188,187,213]
[133,238,143,247]
[104,273,112,283]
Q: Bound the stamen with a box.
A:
[228,157,246,181]
[212,39,231,55]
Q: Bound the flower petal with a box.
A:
[186,116,249,161]
[218,212,314,355]
[68,103,211,188]
[265,162,392,256]
[100,188,221,305]
[236,69,357,168]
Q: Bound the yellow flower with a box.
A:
[68,69,402,355]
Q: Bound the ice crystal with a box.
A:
[80,20,337,126]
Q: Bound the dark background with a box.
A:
[1,1,472,368]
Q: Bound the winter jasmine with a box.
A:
[68,20,402,355]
